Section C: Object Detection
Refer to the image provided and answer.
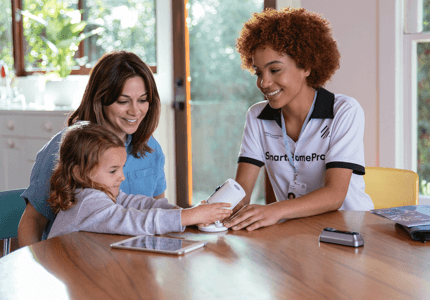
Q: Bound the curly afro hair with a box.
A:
[236,7,340,89]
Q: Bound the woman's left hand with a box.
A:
[223,204,280,231]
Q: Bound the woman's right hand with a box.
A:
[181,202,232,226]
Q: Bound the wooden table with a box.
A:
[1,211,430,300]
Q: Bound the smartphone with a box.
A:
[110,236,207,255]
[319,227,364,247]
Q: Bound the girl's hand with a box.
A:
[223,204,281,231]
[195,200,211,227]
[181,202,232,226]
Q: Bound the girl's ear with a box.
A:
[72,165,82,181]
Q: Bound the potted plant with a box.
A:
[20,2,103,106]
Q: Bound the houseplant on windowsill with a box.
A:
[20,5,103,107]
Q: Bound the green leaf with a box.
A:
[46,19,64,42]
[19,9,48,27]
[56,38,76,49]
[76,27,104,42]
[57,23,78,42]
[70,22,87,34]
[41,36,58,53]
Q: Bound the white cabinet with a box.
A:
[0,110,69,191]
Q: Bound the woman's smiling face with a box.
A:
[253,46,311,110]
[104,76,149,142]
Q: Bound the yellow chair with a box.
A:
[363,167,419,209]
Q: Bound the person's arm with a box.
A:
[181,202,232,226]
[154,192,165,199]
[73,190,227,235]
[224,167,352,231]
[18,202,49,247]
[71,190,182,236]
[18,130,64,246]
[231,162,261,214]
[118,192,173,210]
[265,168,277,204]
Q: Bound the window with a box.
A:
[0,1,13,71]
[82,0,156,68]
[404,0,430,200]
[1,0,156,76]
[415,2,430,196]
[187,0,267,205]
[172,0,276,207]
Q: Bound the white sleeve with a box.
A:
[116,191,176,210]
[238,105,265,166]
[325,97,366,175]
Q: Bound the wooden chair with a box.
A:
[0,189,26,257]
[363,167,419,209]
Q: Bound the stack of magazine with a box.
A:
[371,205,430,242]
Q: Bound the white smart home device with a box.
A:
[198,178,246,232]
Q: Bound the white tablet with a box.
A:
[110,235,207,255]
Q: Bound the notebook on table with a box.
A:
[371,205,430,242]
[397,224,430,243]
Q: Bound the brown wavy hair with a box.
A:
[68,50,160,157]
[236,7,340,89]
[48,122,125,214]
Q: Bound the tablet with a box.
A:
[110,236,207,255]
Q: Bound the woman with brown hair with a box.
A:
[18,51,168,245]
[46,122,231,239]
[224,7,374,231]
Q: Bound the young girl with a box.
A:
[47,122,231,238]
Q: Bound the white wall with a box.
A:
[278,0,379,167]
[152,0,176,205]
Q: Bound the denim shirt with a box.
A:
[21,127,166,240]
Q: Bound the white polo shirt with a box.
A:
[238,88,374,211]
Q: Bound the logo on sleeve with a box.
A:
[321,126,330,139]
[264,132,282,139]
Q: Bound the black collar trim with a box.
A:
[257,88,335,128]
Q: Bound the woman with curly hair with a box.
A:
[47,122,232,238]
[224,7,374,231]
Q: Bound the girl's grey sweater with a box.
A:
[48,188,184,239]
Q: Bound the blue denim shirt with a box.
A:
[21,127,166,240]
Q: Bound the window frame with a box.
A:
[10,0,157,76]
[383,0,430,203]
[172,0,276,207]
[404,31,430,201]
